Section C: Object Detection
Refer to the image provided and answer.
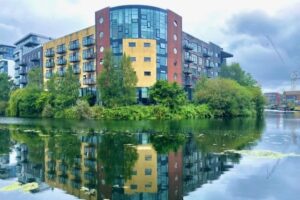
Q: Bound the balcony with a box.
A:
[72,65,80,74]
[46,61,55,68]
[184,56,193,63]
[183,43,194,51]
[45,71,53,79]
[83,37,95,46]
[58,68,65,77]
[185,79,192,86]
[23,36,39,47]
[30,57,40,62]
[19,61,27,66]
[202,52,210,58]
[69,55,80,63]
[45,50,55,57]
[183,67,192,74]
[83,78,96,85]
[205,64,214,68]
[83,52,95,60]
[83,63,95,72]
[56,46,66,54]
[69,42,80,51]
[19,67,27,75]
[57,58,67,65]
[20,77,27,84]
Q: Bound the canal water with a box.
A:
[0,112,299,200]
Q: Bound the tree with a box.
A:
[220,63,257,87]
[98,50,137,107]
[149,80,187,110]
[0,73,12,101]
[194,78,254,117]
[47,66,80,110]
[27,67,43,89]
[120,54,138,105]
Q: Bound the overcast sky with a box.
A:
[1,0,300,92]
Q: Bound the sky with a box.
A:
[1,0,300,92]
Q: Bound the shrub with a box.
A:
[42,104,54,118]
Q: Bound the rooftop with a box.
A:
[14,33,53,45]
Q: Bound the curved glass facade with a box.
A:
[110,6,168,80]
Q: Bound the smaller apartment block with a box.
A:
[43,26,96,96]
[14,34,52,88]
[0,44,15,78]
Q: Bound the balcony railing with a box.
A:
[202,52,210,58]
[83,78,96,85]
[183,43,194,51]
[83,52,95,60]
[19,61,27,66]
[45,50,55,57]
[15,71,20,78]
[69,42,80,51]
[183,67,192,74]
[46,61,55,68]
[45,72,53,79]
[56,46,66,54]
[72,66,80,74]
[30,57,40,62]
[184,56,193,63]
[58,70,65,77]
[19,67,27,75]
[20,77,27,84]
[69,55,80,62]
[57,58,67,65]
[83,37,95,46]
[83,63,95,72]
[205,64,214,68]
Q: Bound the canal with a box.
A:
[0,112,299,200]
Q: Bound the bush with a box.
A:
[42,104,54,118]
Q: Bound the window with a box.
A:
[144,42,151,47]
[129,42,136,47]
[100,59,103,65]
[145,183,152,189]
[174,73,177,80]
[173,48,177,54]
[144,71,151,76]
[145,155,152,161]
[130,57,136,62]
[99,32,104,38]
[99,17,104,24]
[100,46,104,52]
[174,20,178,27]
[145,168,152,175]
[173,34,177,41]
[132,170,137,175]
[130,184,137,190]
[144,57,151,62]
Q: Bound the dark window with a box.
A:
[130,184,137,190]
[144,71,151,76]
[144,57,151,62]
[145,168,152,175]
[129,42,136,47]
[144,43,151,47]
[130,57,136,62]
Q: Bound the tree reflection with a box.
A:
[0,129,11,155]
[98,132,138,185]
[150,132,186,154]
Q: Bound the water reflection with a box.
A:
[0,118,264,200]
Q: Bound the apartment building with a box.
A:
[0,44,15,78]
[43,26,96,96]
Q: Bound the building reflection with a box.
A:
[6,129,256,199]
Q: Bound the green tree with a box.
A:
[120,54,138,105]
[0,73,12,101]
[27,67,43,89]
[149,80,187,110]
[220,63,257,87]
[194,78,254,117]
[98,50,137,107]
[47,66,80,110]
